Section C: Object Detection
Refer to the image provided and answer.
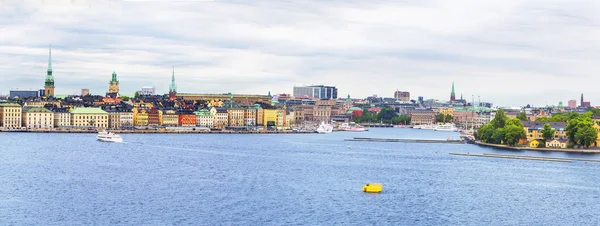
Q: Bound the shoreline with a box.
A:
[475,141,600,154]
[0,129,316,134]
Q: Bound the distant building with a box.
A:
[71,107,109,128]
[169,66,177,101]
[410,109,436,125]
[9,90,38,99]
[450,82,456,102]
[140,86,155,96]
[581,93,591,107]
[22,106,54,129]
[293,85,337,99]
[568,100,577,109]
[108,71,119,94]
[81,89,90,96]
[0,103,22,128]
[394,91,410,102]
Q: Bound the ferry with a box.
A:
[434,123,458,132]
[97,130,124,142]
[340,122,367,132]
[316,122,333,134]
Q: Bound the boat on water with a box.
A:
[97,130,124,142]
[316,122,333,134]
[340,122,367,132]
[434,123,458,132]
[419,124,436,130]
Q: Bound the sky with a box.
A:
[1,0,600,107]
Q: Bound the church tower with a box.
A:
[450,81,456,102]
[169,66,177,101]
[108,71,119,94]
[44,45,55,97]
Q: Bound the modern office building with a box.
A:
[293,85,337,99]
[9,90,39,99]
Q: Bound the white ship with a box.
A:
[418,124,436,130]
[97,130,124,142]
[434,123,458,132]
[339,123,367,132]
[316,122,333,134]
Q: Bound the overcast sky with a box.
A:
[1,0,599,107]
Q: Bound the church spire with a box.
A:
[450,81,456,102]
[44,45,55,97]
[451,81,455,95]
[48,45,52,72]
[169,66,177,92]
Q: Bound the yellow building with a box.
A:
[439,108,454,117]
[227,108,245,127]
[523,122,567,142]
[22,106,54,129]
[133,108,149,126]
[529,140,540,148]
[71,107,108,128]
[263,109,277,127]
[162,110,179,127]
[0,103,22,129]
[214,108,229,129]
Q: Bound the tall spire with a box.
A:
[48,45,52,72]
[451,81,455,95]
[169,65,177,92]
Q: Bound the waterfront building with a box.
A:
[162,110,179,127]
[70,107,109,128]
[409,109,436,125]
[293,85,338,99]
[0,103,22,128]
[263,109,278,127]
[119,110,133,128]
[51,107,71,128]
[22,107,54,129]
[177,110,196,127]
[255,104,264,126]
[178,93,271,105]
[394,91,410,102]
[44,45,55,97]
[546,139,568,148]
[105,107,121,129]
[276,108,285,127]
[133,108,149,126]
[522,121,567,142]
[9,90,38,99]
[439,108,454,117]
[148,108,162,126]
[195,109,214,128]
[169,66,177,101]
[244,108,256,126]
[214,107,228,129]
[227,108,245,127]
[108,72,120,94]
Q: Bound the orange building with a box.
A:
[178,112,196,127]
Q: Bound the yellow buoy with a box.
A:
[362,183,382,193]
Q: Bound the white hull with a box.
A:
[316,122,333,134]
[434,128,458,132]
[97,137,124,142]
[345,128,366,132]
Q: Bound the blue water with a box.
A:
[2,128,600,225]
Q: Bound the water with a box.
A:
[2,128,600,225]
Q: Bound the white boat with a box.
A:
[419,124,436,130]
[434,123,458,132]
[97,130,124,142]
[316,122,333,134]
[340,123,367,132]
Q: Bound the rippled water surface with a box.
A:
[2,128,600,225]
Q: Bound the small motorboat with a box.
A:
[97,130,123,143]
[362,183,382,193]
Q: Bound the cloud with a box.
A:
[1,0,600,106]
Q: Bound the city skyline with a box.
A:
[1,1,600,106]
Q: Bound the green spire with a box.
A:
[110,71,118,83]
[169,66,177,92]
[451,81,455,95]
[45,45,54,88]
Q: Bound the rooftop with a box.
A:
[0,103,21,107]
[71,107,108,114]
[22,106,52,113]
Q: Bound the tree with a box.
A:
[378,108,397,121]
[540,123,556,142]
[575,126,598,148]
[504,125,526,146]
[122,96,130,101]
[436,113,445,123]
[444,114,453,123]
[491,109,507,129]
[517,111,528,121]
[506,118,524,127]
[491,128,506,144]
[391,115,410,125]
[566,117,581,143]
[134,91,140,98]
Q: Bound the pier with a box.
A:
[449,152,600,163]
[359,123,394,128]
[345,137,464,144]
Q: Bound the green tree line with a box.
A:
[476,109,526,146]
[352,108,411,125]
